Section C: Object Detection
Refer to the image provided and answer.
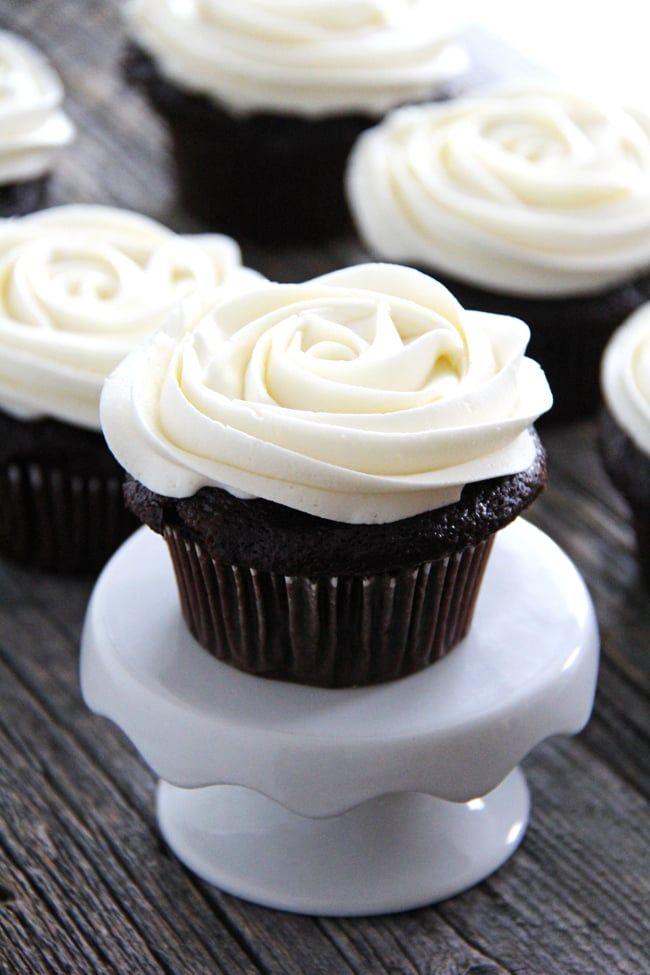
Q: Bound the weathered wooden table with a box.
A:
[1,4,648,973]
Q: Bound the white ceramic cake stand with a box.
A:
[80,519,598,916]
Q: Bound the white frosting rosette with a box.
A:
[102,264,552,524]
[0,30,74,185]
[0,205,261,429]
[124,0,466,117]
[602,303,650,455]
[347,84,650,297]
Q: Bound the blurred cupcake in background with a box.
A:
[0,31,75,215]
[102,263,552,688]
[123,0,467,243]
[0,204,261,573]
[600,303,650,586]
[347,84,650,419]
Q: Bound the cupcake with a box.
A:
[600,303,650,586]
[123,0,467,243]
[102,263,552,687]
[0,204,260,573]
[0,31,75,215]
[347,84,650,419]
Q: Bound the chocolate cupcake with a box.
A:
[600,303,650,586]
[0,31,74,215]
[0,204,261,573]
[123,0,467,243]
[102,264,552,687]
[347,84,650,419]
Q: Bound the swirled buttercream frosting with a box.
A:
[0,31,74,185]
[101,263,552,524]
[347,84,650,297]
[124,0,466,117]
[602,303,650,455]
[0,205,261,429]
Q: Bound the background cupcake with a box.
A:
[102,263,552,687]
[0,31,74,215]
[600,303,650,586]
[0,204,260,573]
[123,0,467,243]
[347,83,650,419]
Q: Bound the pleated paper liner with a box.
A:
[632,506,650,588]
[124,45,456,244]
[0,175,48,217]
[124,45,365,243]
[164,526,495,688]
[0,459,137,573]
[600,408,650,589]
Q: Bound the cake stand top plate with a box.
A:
[81,519,599,816]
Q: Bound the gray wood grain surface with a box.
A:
[0,3,648,974]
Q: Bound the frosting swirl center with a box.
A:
[347,84,650,296]
[195,295,469,415]
[102,264,552,522]
[0,205,260,429]
[1,232,220,333]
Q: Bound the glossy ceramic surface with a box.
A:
[81,519,599,914]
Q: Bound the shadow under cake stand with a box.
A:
[80,519,599,917]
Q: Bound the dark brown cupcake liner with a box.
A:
[631,506,650,588]
[124,44,456,244]
[599,408,650,588]
[164,526,495,687]
[0,458,137,573]
[124,44,368,243]
[0,175,48,216]
[162,104,366,244]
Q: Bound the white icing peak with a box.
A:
[347,83,650,296]
[0,205,262,429]
[602,303,650,455]
[125,0,466,116]
[101,263,552,524]
[0,30,74,185]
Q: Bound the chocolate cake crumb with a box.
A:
[125,431,547,577]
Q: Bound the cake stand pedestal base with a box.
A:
[157,769,529,916]
[81,519,599,916]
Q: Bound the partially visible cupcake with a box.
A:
[0,204,261,572]
[600,303,650,586]
[102,263,552,687]
[347,84,650,419]
[123,0,467,243]
[0,31,75,215]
